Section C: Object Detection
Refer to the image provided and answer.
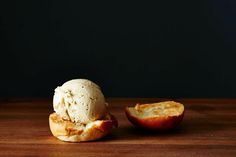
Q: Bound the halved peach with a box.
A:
[125,101,184,130]
[49,113,118,142]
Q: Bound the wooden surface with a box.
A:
[0,98,236,157]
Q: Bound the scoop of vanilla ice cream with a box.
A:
[53,79,107,124]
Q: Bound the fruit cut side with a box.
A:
[125,101,184,130]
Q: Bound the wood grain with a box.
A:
[0,98,236,157]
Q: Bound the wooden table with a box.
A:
[0,98,236,157]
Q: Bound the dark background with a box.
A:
[1,1,236,98]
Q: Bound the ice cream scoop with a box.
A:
[53,79,107,124]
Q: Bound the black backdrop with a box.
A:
[1,1,236,97]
